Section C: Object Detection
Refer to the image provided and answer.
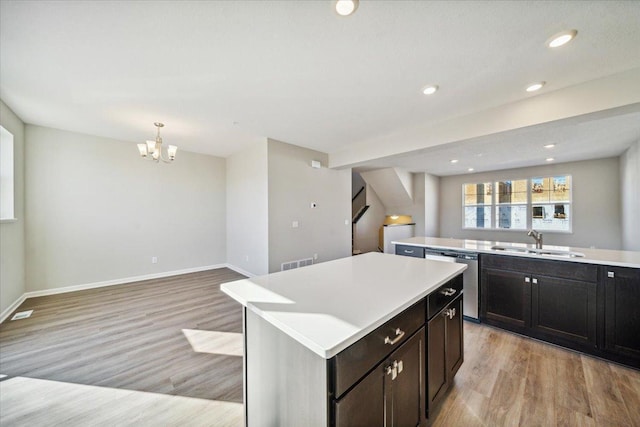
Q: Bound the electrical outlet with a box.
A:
[292,221,299,228]
[152,256,158,264]
[245,255,249,262]
[310,202,317,208]
[313,253,318,260]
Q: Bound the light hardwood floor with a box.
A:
[1,268,639,426]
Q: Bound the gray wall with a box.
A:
[226,141,269,276]
[0,100,26,315]
[439,157,622,250]
[25,125,227,291]
[621,140,640,251]
[267,139,351,273]
[424,173,440,237]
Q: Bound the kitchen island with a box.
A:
[221,252,467,426]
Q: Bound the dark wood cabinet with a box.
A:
[395,244,425,258]
[531,274,597,349]
[334,328,426,427]
[604,266,640,367]
[427,295,463,415]
[480,254,599,351]
[481,268,530,331]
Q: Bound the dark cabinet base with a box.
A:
[480,254,640,370]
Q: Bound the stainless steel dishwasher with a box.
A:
[423,248,479,321]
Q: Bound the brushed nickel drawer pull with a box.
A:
[384,328,405,345]
[440,288,456,297]
[404,249,414,254]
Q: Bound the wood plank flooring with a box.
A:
[0,268,246,402]
[429,322,640,427]
[2,268,640,426]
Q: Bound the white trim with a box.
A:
[0,294,26,324]
[0,265,232,324]
[225,263,256,278]
[24,265,228,298]
[0,218,18,223]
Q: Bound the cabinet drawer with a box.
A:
[427,275,463,320]
[332,299,425,399]
[395,245,425,258]
[481,254,597,282]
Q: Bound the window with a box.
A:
[462,175,572,232]
[531,176,571,232]
[0,125,15,221]
[463,182,492,228]
[495,179,527,230]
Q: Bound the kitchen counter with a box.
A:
[221,252,466,358]
[392,236,640,269]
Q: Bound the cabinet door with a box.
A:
[385,328,425,427]
[427,309,447,408]
[481,268,531,330]
[334,365,384,427]
[446,297,464,380]
[604,267,640,363]
[531,275,597,348]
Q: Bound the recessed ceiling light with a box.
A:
[335,0,358,16]
[468,168,474,172]
[450,159,459,164]
[544,143,555,149]
[546,157,555,162]
[526,82,546,92]
[422,85,439,95]
[547,30,578,48]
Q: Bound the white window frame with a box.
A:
[0,125,15,222]
[462,175,572,233]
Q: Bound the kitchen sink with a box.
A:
[491,245,530,253]
[491,245,585,258]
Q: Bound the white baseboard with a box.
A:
[0,264,231,324]
[0,294,27,324]
[225,263,256,278]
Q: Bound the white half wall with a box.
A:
[267,139,351,273]
[24,125,227,292]
[0,100,26,315]
[439,157,622,250]
[227,141,269,276]
[621,140,640,251]
[353,184,385,253]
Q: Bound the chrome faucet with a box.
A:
[527,229,543,249]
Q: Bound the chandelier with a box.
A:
[137,122,177,163]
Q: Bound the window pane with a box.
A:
[496,180,527,204]
[550,175,571,202]
[463,183,492,205]
[531,177,551,203]
[496,205,527,229]
[532,204,571,231]
[464,206,491,228]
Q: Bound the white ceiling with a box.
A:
[1,1,640,175]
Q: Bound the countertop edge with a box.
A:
[392,239,640,269]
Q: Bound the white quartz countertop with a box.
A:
[392,237,640,268]
[221,252,466,359]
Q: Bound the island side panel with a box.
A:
[246,309,328,427]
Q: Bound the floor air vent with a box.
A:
[299,258,313,267]
[11,310,33,321]
[281,261,298,271]
[281,258,314,271]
